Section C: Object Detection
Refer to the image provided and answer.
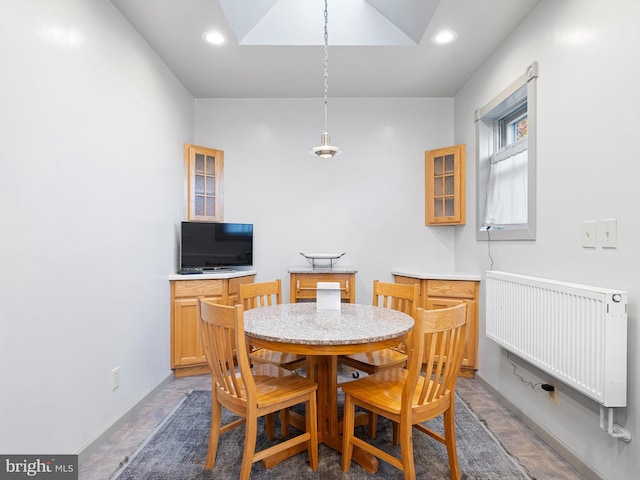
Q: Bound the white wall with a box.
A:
[195,98,457,301]
[0,0,193,453]
[454,1,640,478]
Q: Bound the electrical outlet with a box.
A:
[582,221,596,248]
[548,383,558,404]
[112,367,120,391]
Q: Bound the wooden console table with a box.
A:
[288,266,357,303]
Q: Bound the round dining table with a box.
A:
[243,302,414,473]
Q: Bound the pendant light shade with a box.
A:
[312,132,342,158]
[311,0,341,158]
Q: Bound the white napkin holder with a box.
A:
[316,282,341,310]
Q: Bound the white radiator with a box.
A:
[486,271,628,407]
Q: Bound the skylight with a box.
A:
[218,0,440,46]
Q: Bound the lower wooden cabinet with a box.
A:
[289,268,357,303]
[170,274,254,377]
[394,274,479,377]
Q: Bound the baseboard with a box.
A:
[76,371,174,465]
[474,372,605,480]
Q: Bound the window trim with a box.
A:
[475,62,538,241]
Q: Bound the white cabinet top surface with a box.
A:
[169,269,257,281]
[392,270,481,281]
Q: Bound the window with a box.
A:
[500,105,527,146]
[475,62,538,240]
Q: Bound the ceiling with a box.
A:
[111,0,541,99]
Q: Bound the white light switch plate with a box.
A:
[600,219,617,248]
[582,221,596,248]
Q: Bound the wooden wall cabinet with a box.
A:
[289,268,357,303]
[425,144,466,225]
[170,274,254,377]
[394,274,479,377]
[184,144,224,222]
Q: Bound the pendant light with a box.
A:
[311,0,341,157]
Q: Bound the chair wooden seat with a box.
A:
[250,349,307,371]
[342,303,468,480]
[338,348,407,371]
[341,368,449,417]
[251,363,295,377]
[251,366,318,404]
[198,299,319,480]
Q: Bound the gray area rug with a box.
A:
[112,390,533,480]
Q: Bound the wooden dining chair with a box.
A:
[197,298,319,480]
[338,280,419,377]
[240,279,307,436]
[240,279,306,371]
[337,280,419,438]
[341,303,468,480]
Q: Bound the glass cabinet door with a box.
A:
[425,144,466,225]
[184,144,224,221]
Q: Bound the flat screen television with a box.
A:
[180,221,253,270]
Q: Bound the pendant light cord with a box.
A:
[310,0,340,157]
[323,0,329,132]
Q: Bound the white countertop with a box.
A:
[168,269,257,281]
[392,270,481,281]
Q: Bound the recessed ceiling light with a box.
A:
[202,30,228,46]
[431,30,458,45]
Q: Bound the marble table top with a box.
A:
[243,302,414,346]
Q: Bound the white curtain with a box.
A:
[483,138,528,228]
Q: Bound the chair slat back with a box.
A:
[372,280,419,316]
[240,279,282,310]
[198,299,255,402]
[372,280,420,353]
[404,303,467,408]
